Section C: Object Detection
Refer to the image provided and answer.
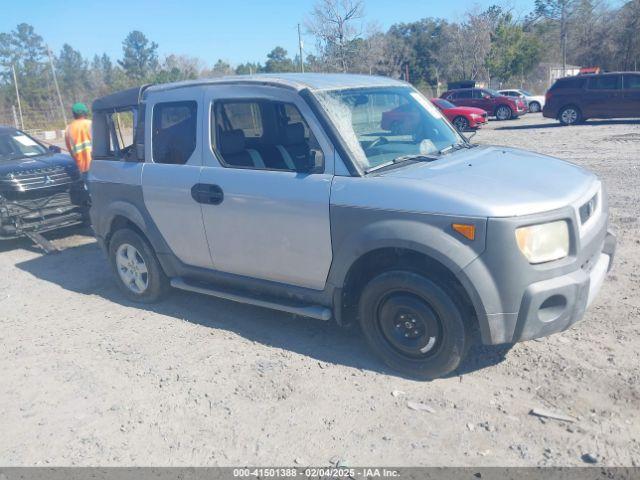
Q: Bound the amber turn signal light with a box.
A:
[452,223,476,241]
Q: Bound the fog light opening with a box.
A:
[538,295,567,323]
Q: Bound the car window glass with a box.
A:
[624,75,640,89]
[0,131,48,161]
[213,100,323,173]
[552,77,586,90]
[457,90,472,99]
[108,110,135,156]
[588,76,620,90]
[152,101,197,165]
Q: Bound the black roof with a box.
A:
[92,85,150,112]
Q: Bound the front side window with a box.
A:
[456,90,472,99]
[213,100,323,172]
[314,87,464,173]
[588,75,621,90]
[152,101,197,165]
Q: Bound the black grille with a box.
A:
[0,165,75,192]
[579,194,598,224]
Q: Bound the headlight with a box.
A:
[515,220,569,264]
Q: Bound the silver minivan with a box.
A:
[89,74,615,379]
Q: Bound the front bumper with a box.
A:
[0,187,88,240]
[514,230,615,341]
[461,189,615,345]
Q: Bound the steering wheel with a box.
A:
[365,136,389,151]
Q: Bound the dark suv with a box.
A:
[543,72,640,125]
[440,88,526,120]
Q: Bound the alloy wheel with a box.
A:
[116,243,149,294]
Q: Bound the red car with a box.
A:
[430,98,488,131]
[440,88,527,120]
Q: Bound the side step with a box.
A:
[170,278,332,321]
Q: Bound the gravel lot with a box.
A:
[1,114,638,467]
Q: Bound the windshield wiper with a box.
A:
[365,154,438,174]
[439,142,476,155]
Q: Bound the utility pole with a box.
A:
[47,46,68,125]
[11,64,24,130]
[297,24,305,73]
[12,105,19,129]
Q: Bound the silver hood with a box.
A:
[333,146,599,218]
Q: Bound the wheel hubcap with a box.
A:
[116,243,149,294]
[497,107,509,120]
[561,109,577,124]
[377,293,442,358]
[454,118,467,130]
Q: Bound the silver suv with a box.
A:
[89,74,616,379]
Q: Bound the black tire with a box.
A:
[495,105,513,121]
[108,228,169,303]
[528,101,541,113]
[558,105,582,126]
[452,116,470,132]
[358,270,470,380]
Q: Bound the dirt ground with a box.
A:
[1,114,638,467]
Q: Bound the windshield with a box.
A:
[487,89,502,97]
[0,131,48,162]
[314,87,464,172]
[433,98,456,109]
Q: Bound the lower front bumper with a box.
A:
[512,230,616,342]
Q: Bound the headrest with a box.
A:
[283,123,305,145]
[219,129,245,155]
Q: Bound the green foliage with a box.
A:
[118,30,159,82]
[486,14,543,83]
[264,47,296,73]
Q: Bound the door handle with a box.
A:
[191,183,224,205]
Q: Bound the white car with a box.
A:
[499,89,545,113]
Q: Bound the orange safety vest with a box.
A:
[65,118,92,173]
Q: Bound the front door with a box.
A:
[198,86,334,290]
[141,89,214,269]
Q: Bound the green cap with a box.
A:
[71,102,89,115]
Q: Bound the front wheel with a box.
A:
[452,116,470,132]
[108,228,169,303]
[495,105,513,121]
[358,271,470,380]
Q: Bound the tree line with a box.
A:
[0,0,638,129]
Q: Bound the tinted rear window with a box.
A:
[551,77,586,90]
[587,75,621,90]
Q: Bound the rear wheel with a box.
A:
[528,101,541,113]
[495,105,513,121]
[108,228,169,303]
[358,270,470,380]
[452,116,470,132]
[558,105,582,126]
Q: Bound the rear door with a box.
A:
[584,74,624,118]
[198,85,334,290]
[140,89,214,268]
[453,89,474,108]
[622,74,640,118]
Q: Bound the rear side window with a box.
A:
[551,77,586,90]
[587,75,621,90]
[456,90,472,99]
[624,75,640,89]
[152,101,197,165]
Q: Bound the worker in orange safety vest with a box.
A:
[65,102,92,176]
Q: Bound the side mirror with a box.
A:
[296,150,324,174]
[48,145,61,153]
